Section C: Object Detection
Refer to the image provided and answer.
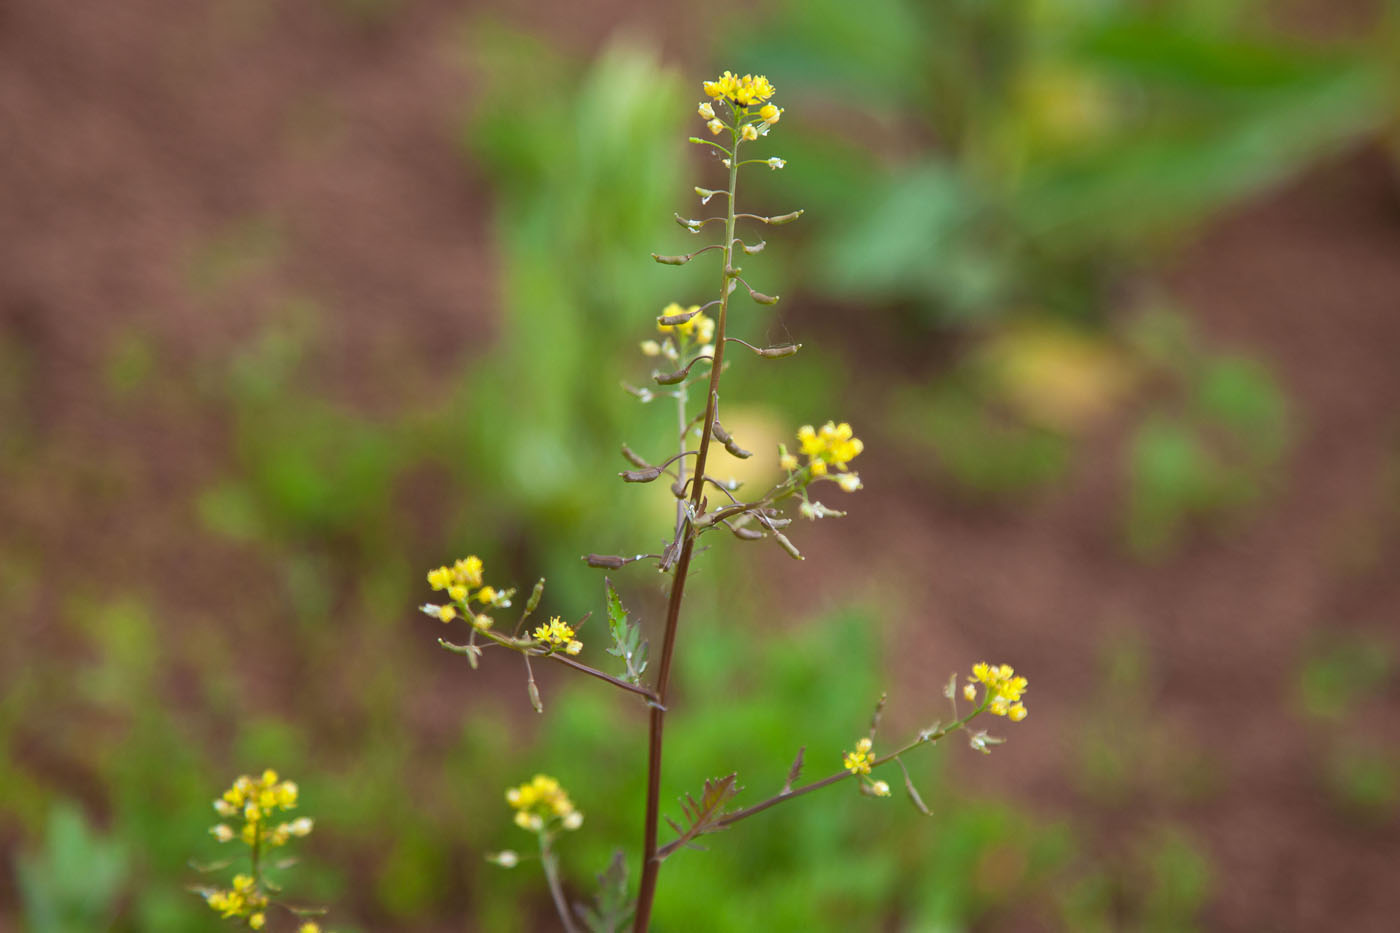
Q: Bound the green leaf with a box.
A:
[577,850,634,933]
[604,578,648,685]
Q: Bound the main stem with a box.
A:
[633,139,741,932]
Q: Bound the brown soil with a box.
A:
[2,1,1398,931]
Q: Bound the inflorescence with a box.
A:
[198,770,319,930]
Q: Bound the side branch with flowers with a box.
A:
[413,70,1032,932]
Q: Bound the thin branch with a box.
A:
[546,654,663,707]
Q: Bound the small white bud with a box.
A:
[488,850,520,868]
[562,810,584,831]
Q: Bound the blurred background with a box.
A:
[3,0,1399,929]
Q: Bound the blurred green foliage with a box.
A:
[735,0,1389,324]
[17,805,129,933]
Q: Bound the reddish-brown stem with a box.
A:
[633,130,742,933]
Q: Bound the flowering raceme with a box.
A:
[702,71,776,107]
[507,774,584,832]
[965,662,1030,721]
[198,770,319,929]
[422,554,514,627]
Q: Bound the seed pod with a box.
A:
[525,578,546,613]
[584,554,628,569]
[652,253,690,265]
[730,525,765,540]
[741,239,766,255]
[652,368,688,386]
[620,467,663,483]
[658,308,699,326]
[758,344,800,358]
[773,531,804,560]
[765,210,804,225]
[527,679,543,714]
[747,288,780,305]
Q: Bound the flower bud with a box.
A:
[707,118,724,135]
[698,101,714,119]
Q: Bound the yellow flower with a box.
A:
[448,584,468,602]
[455,555,485,587]
[249,912,266,929]
[477,585,496,604]
[698,101,714,119]
[843,736,875,775]
[426,566,452,590]
[506,773,579,832]
[702,71,777,107]
[793,421,864,480]
[760,103,782,124]
[437,605,456,623]
[299,924,322,933]
[779,452,798,472]
[532,616,579,652]
[740,123,758,141]
[707,118,724,135]
[968,662,1029,720]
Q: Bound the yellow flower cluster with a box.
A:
[656,302,715,344]
[204,874,268,928]
[424,555,512,627]
[964,662,1029,721]
[532,616,583,655]
[211,770,311,850]
[843,737,875,775]
[703,71,776,107]
[506,774,583,832]
[842,738,891,797]
[781,421,864,491]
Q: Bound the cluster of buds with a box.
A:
[210,770,310,849]
[200,770,318,929]
[205,875,269,928]
[842,737,891,797]
[532,616,583,655]
[697,71,783,150]
[422,554,514,631]
[963,662,1030,721]
[507,774,584,833]
[779,421,864,494]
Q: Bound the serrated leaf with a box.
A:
[577,850,634,933]
[604,578,648,685]
[662,774,742,859]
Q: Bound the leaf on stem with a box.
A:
[782,747,805,794]
[895,756,933,816]
[576,850,634,933]
[604,578,648,685]
[663,774,742,856]
[869,692,887,739]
